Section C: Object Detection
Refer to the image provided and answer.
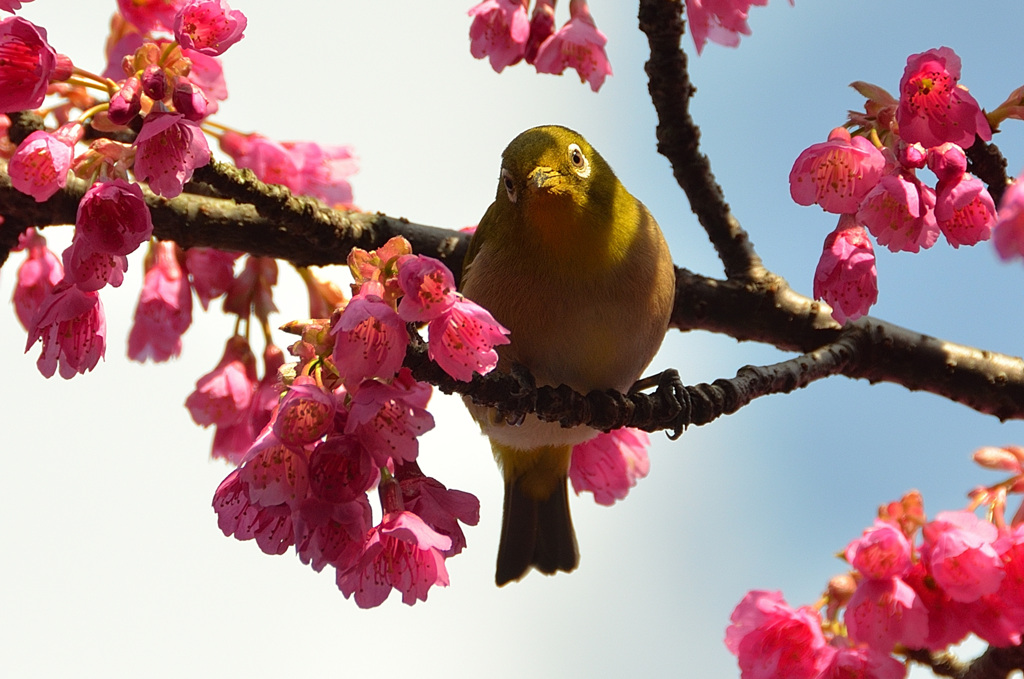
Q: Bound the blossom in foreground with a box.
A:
[25,283,106,379]
[789,127,885,214]
[844,519,912,580]
[533,0,611,92]
[426,297,510,382]
[174,0,247,56]
[0,16,71,112]
[396,254,456,322]
[993,177,1024,261]
[128,241,193,362]
[467,0,529,73]
[933,173,995,248]
[569,427,650,506]
[345,377,435,466]
[725,590,831,679]
[133,112,212,198]
[331,293,408,388]
[60,234,128,292]
[13,229,63,330]
[272,376,336,447]
[8,128,77,201]
[920,510,1003,603]
[74,178,154,256]
[857,172,938,253]
[813,216,878,324]
[844,577,929,652]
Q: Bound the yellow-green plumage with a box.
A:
[461,125,675,585]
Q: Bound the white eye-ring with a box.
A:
[567,143,590,178]
[501,168,517,203]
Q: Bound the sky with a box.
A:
[3,1,1024,678]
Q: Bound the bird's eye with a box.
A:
[567,143,590,178]
[501,168,517,203]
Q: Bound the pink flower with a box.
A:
[902,561,971,650]
[813,216,878,324]
[8,128,77,201]
[170,77,209,121]
[345,379,435,466]
[294,496,371,573]
[180,48,226,114]
[427,297,510,382]
[308,435,379,504]
[685,0,760,55]
[107,76,142,126]
[13,229,62,330]
[845,577,929,652]
[185,335,257,428]
[844,520,913,580]
[396,254,457,322]
[0,16,71,113]
[818,645,907,679]
[896,47,991,149]
[285,140,357,207]
[921,510,1004,603]
[569,427,650,506]
[60,235,127,292]
[211,344,284,464]
[117,0,185,33]
[1,1,33,13]
[184,247,237,309]
[523,0,555,64]
[222,255,277,321]
[336,510,452,609]
[133,111,211,198]
[789,128,885,214]
[933,174,995,248]
[25,282,106,379]
[74,178,153,256]
[128,241,193,362]
[533,1,612,92]
[174,0,247,56]
[331,294,408,388]
[725,590,830,679]
[238,435,310,508]
[212,469,294,556]
[994,178,1024,261]
[467,0,529,73]
[398,460,480,557]
[272,376,336,446]
[857,172,939,253]
[926,142,968,183]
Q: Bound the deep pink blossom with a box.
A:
[994,178,1024,261]
[857,172,938,253]
[133,111,211,198]
[238,436,310,508]
[60,234,127,292]
[902,561,971,650]
[13,229,62,330]
[523,0,555,64]
[844,520,913,580]
[789,128,885,214]
[897,47,991,149]
[427,297,510,382]
[8,128,77,201]
[141,64,167,100]
[569,427,650,506]
[685,0,766,55]
[222,255,277,321]
[180,48,226,114]
[108,76,142,126]
[184,247,237,309]
[398,461,480,557]
[294,496,371,573]
[845,577,929,652]
[211,344,283,464]
[533,1,612,92]
[396,254,457,322]
[818,645,907,679]
[185,336,257,428]
[345,379,435,466]
[933,174,995,248]
[128,241,193,362]
[212,469,294,556]
[467,0,529,73]
[170,77,209,120]
[25,283,106,379]
[174,0,247,56]
[74,178,153,256]
[921,511,1004,603]
[813,216,878,324]
[926,143,968,184]
[1,1,33,13]
[117,0,184,33]
[273,376,336,446]
[331,294,408,388]
[0,16,70,112]
[308,435,379,504]
[725,590,830,679]
[336,510,452,609]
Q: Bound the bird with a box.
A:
[460,125,676,585]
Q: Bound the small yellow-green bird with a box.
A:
[461,125,676,585]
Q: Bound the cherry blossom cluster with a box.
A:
[788,47,1011,324]
[727,445,1024,679]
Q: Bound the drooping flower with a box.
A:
[331,294,408,388]
[844,520,913,580]
[8,127,78,201]
[396,254,457,322]
[25,282,106,379]
[345,378,435,466]
[896,47,991,149]
[901,560,971,650]
[184,247,238,309]
[533,0,612,92]
[294,495,372,573]
[523,0,555,64]
[426,297,510,382]
[12,229,62,330]
[467,0,529,73]
[857,172,939,253]
[185,335,257,428]
[170,77,209,121]
[789,127,885,214]
[127,241,193,362]
[725,590,831,679]
[993,177,1024,261]
[222,255,277,321]
[273,376,337,447]
[397,460,480,557]
[844,577,929,652]
[173,0,247,56]
[60,234,128,292]
[569,427,650,506]
[238,435,310,508]
[0,16,71,113]
[74,178,153,256]
[813,216,878,324]
[107,76,142,126]
[921,510,1004,603]
[933,173,995,248]
[308,435,379,505]
[212,468,294,556]
[133,111,211,198]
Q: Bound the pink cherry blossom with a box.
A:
[336,510,452,609]
[331,294,408,388]
[901,561,971,650]
[184,247,238,309]
[569,427,650,506]
[921,510,1004,602]
[725,590,830,679]
[345,379,435,466]
[25,282,106,379]
[128,241,193,362]
[523,0,555,64]
[926,142,968,183]
[107,76,142,126]
[396,254,457,322]
[896,47,991,149]
[1,1,33,13]
[180,48,226,114]
[8,128,76,201]
[238,435,310,508]
[844,520,913,580]
[467,0,529,73]
[284,140,358,207]
[308,435,379,504]
[117,0,185,33]
[686,0,762,55]
[533,0,612,92]
[212,469,294,556]
[993,177,1024,261]
[813,216,878,324]
[845,577,929,652]
[0,16,71,113]
[222,255,277,321]
[398,460,480,557]
[185,335,257,428]
[13,229,62,330]
[857,172,939,253]
[174,0,247,56]
[60,235,127,292]
[818,645,907,679]
[74,178,154,256]
[294,496,371,572]
[933,173,995,248]
[210,344,284,464]
[170,77,209,121]
[427,297,510,382]
[133,111,211,198]
[219,131,297,187]
[272,376,337,446]
[789,128,885,214]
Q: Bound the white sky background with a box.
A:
[3,1,1024,677]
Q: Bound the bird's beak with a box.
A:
[527,166,562,192]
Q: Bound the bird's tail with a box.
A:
[492,443,579,586]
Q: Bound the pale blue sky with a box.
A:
[3,2,1024,678]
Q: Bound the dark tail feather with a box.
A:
[495,475,579,586]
